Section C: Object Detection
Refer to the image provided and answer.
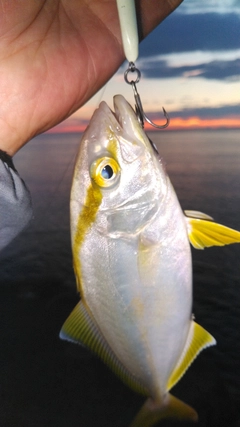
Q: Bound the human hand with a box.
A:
[0,0,182,155]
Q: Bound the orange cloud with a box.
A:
[145,116,240,131]
[46,115,240,134]
[47,124,86,134]
[46,117,88,134]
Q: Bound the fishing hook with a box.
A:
[124,62,170,130]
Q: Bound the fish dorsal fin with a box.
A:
[184,210,214,221]
[167,321,216,392]
[184,211,240,249]
[60,301,147,396]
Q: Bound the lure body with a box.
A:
[116,0,139,62]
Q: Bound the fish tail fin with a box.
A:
[129,394,198,427]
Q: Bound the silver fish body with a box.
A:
[61,95,240,426]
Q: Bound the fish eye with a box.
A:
[101,164,114,180]
[90,157,120,188]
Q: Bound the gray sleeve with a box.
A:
[0,150,32,252]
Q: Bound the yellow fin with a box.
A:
[130,394,198,427]
[167,321,216,392]
[185,215,240,249]
[60,301,147,396]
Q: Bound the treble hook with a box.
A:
[124,62,170,130]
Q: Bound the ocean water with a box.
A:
[0,130,240,427]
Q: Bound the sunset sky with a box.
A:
[50,0,240,133]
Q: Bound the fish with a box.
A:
[60,95,240,427]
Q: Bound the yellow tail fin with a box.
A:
[129,395,198,427]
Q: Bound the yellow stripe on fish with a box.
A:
[73,184,102,293]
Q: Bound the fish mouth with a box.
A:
[112,95,156,156]
[94,94,145,145]
[87,95,152,164]
[113,95,142,140]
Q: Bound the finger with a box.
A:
[137,0,183,38]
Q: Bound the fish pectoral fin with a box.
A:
[59,301,147,396]
[129,394,198,427]
[185,213,240,249]
[167,321,216,392]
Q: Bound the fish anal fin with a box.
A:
[167,321,216,392]
[59,301,147,396]
[129,394,198,427]
[185,215,240,249]
[60,300,102,349]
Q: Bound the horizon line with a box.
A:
[46,116,240,134]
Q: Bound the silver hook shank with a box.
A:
[124,63,170,130]
[131,81,169,130]
[131,81,145,127]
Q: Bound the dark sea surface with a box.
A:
[0,130,240,427]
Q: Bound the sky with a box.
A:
[50,0,240,132]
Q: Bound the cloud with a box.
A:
[178,0,240,14]
[143,103,240,130]
[139,13,240,55]
[140,58,240,81]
